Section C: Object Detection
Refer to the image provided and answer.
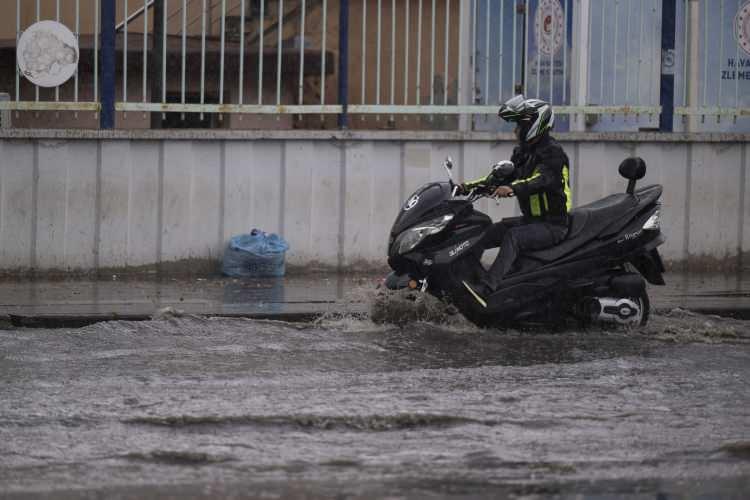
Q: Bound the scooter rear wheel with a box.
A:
[626,290,650,328]
[576,289,651,330]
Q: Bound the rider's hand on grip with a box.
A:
[493,185,515,198]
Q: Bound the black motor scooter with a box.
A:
[385,156,666,328]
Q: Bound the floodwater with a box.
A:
[1,285,750,499]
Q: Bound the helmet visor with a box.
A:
[498,94,527,122]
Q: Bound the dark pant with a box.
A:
[483,218,568,284]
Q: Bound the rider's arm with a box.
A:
[460,166,519,193]
[509,153,563,199]
[461,174,491,191]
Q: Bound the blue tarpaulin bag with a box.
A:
[222,229,290,278]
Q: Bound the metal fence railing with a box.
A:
[116,0,342,116]
[0,93,10,129]
[0,0,748,131]
[675,0,750,125]
[578,0,663,130]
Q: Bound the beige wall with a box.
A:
[347,0,460,130]
[1,1,100,37]
[1,1,340,42]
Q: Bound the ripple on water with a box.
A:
[123,413,489,431]
[122,450,234,465]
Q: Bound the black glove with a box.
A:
[455,183,468,196]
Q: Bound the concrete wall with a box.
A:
[0,130,748,274]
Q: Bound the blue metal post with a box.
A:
[338,0,350,129]
[659,0,676,132]
[100,0,116,129]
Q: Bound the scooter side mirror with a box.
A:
[443,156,454,181]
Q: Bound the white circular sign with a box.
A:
[17,21,79,88]
[534,0,565,57]
[736,0,750,56]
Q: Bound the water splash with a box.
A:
[644,308,750,344]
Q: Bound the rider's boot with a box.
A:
[462,261,504,307]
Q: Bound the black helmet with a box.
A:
[498,95,555,143]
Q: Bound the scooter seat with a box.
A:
[524,193,638,263]
[566,193,638,240]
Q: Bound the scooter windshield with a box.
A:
[391,182,453,236]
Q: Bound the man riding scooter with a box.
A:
[459,95,573,304]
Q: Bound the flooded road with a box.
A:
[2,290,750,499]
[0,272,750,499]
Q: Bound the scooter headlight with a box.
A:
[643,208,661,231]
[397,214,454,254]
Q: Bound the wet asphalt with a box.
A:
[0,271,749,324]
[1,274,750,499]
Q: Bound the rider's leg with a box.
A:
[485,222,567,289]
[480,217,523,250]
[481,222,508,250]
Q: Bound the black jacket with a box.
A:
[508,134,572,224]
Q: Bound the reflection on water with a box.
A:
[222,278,285,314]
[0,271,748,320]
[654,271,750,317]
